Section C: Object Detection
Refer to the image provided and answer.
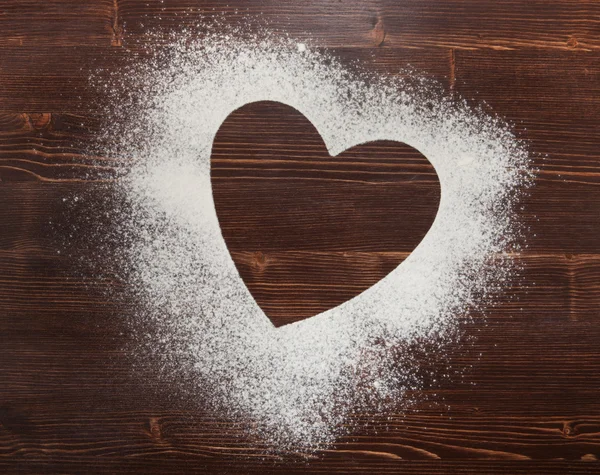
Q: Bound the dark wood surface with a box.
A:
[0,1,599,473]
[212,100,441,326]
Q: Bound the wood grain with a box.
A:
[211,100,440,326]
[1,0,599,50]
[0,0,599,473]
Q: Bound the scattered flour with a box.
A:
[96,28,532,451]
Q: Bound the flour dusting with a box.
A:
[95,28,532,451]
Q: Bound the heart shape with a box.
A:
[211,101,441,327]
[110,37,530,448]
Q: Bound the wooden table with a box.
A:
[1,1,599,473]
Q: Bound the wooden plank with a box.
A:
[0,458,598,474]
[2,47,599,115]
[1,0,599,50]
[380,0,600,51]
[0,152,597,260]
[0,178,597,254]
[0,392,600,461]
[0,245,598,324]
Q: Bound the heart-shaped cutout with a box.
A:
[211,101,440,327]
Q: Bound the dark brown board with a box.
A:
[0,1,599,473]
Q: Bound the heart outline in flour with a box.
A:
[115,36,529,448]
[210,100,441,328]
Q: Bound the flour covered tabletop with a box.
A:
[0,1,599,473]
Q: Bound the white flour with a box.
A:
[96,28,532,451]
